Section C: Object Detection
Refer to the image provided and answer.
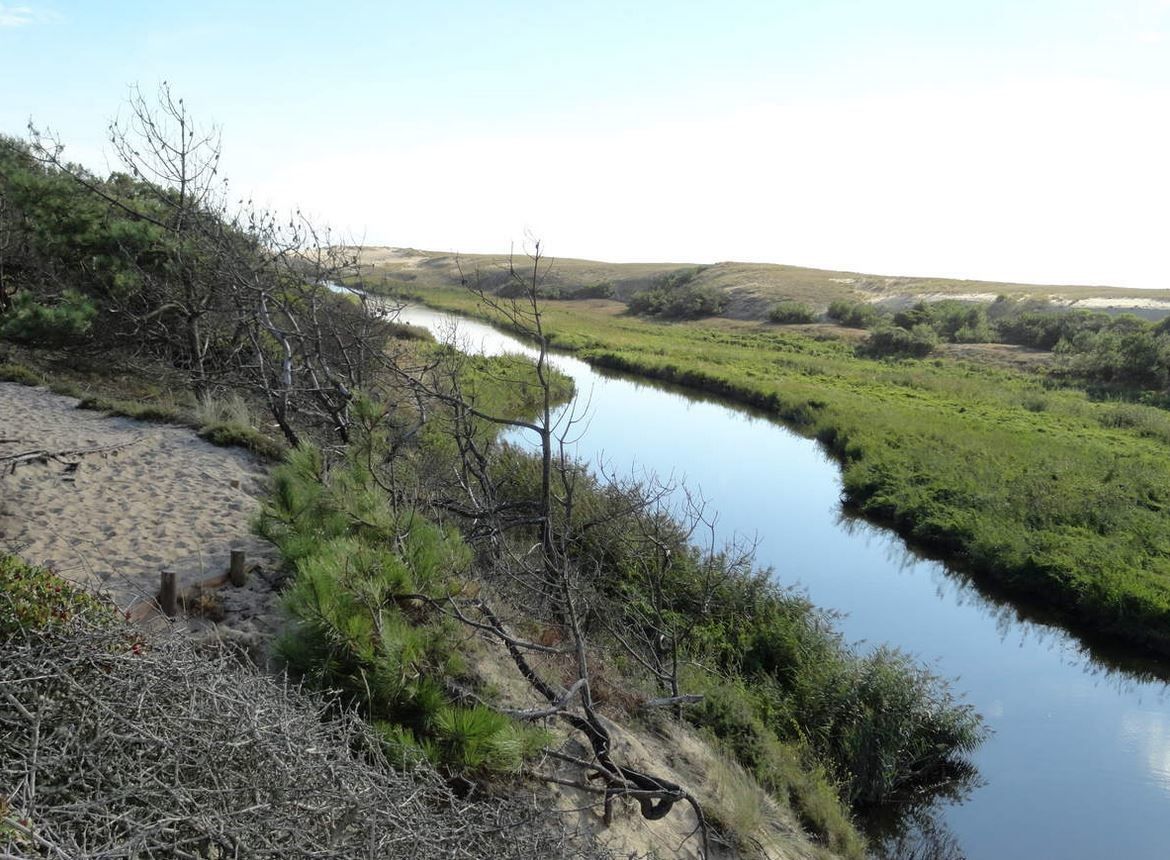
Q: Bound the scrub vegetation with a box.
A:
[2,92,990,857]
[371,282,1170,659]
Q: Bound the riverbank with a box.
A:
[380,286,1170,660]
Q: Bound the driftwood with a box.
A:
[0,437,145,473]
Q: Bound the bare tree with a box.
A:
[395,243,712,855]
[29,83,230,393]
[27,85,400,445]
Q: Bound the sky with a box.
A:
[2,0,1169,288]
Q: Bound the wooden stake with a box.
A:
[159,570,177,617]
[229,549,247,587]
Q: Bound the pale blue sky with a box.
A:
[3,1,1169,287]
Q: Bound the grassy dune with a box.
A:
[354,246,1170,321]
[372,282,1170,659]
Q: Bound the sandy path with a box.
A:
[0,382,284,647]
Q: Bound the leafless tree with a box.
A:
[395,242,712,855]
[28,83,232,393]
[27,85,401,445]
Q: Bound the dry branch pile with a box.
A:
[0,624,613,859]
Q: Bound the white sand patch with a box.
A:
[1064,296,1170,310]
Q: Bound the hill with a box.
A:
[354,247,1170,322]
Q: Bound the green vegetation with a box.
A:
[3,94,993,855]
[626,267,728,319]
[257,446,545,773]
[768,301,818,324]
[860,323,938,358]
[388,286,1170,658]
[827,299,882,329]
[0,554,113,639]
[0,289,97,346]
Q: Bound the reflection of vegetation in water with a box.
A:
[864,779,978,860]
[835,511,1170,689]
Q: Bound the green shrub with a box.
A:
[198,422,286,459]
[827,300,881,329]
[894,301,994,343]
[684,671,865,856]
[260,444,538,775]
[628,268,724,319]
[566,281,616,300]
[860,324,938,358]
[76,395,184,423]
[768,302,817,324]
[0,361,44,386]
[0,289,97,347]
[0,555,113,639]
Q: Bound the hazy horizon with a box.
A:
[3,1,1168,289]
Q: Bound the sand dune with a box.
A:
[0,382,283,646]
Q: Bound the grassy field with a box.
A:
[370,282,1170,659]
[353,246,1170,322]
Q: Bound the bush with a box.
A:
[564,281,615,300]
[827,300,881,329]
[894,301,994,344]
[860,324,938,358]
[0,289,97,347]
[627,268,725,319]
[0,361,44,386]
[0,555,113,639]
[768,301,817,324]
[259,445,539,775]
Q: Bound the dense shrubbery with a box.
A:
[0,289,97,346]
[565,280,616,300]
[860,323,939,358]
[893,300,993,344]
[827,299,882,329]
[475,444,985,818]
[768,301,817,324]
[628,267,726,319]
[258,445,545,773]
[824,294,1170,393]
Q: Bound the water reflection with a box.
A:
[835,510,1170,688]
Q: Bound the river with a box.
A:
[396,303,1170,859]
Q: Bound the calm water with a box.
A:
[397,304,1170,859]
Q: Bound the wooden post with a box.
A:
[229,548,247,587]
[159,570,177,617]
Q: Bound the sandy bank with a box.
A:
[0,382,283,648]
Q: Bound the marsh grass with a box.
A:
[193,392,286,459]
[400,288,1170,657]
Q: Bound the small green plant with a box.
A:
[190,392,285,458]
[0,555,113,639]
[0,362,43,386]
[194,392,254,428]
[77,394,184,423]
